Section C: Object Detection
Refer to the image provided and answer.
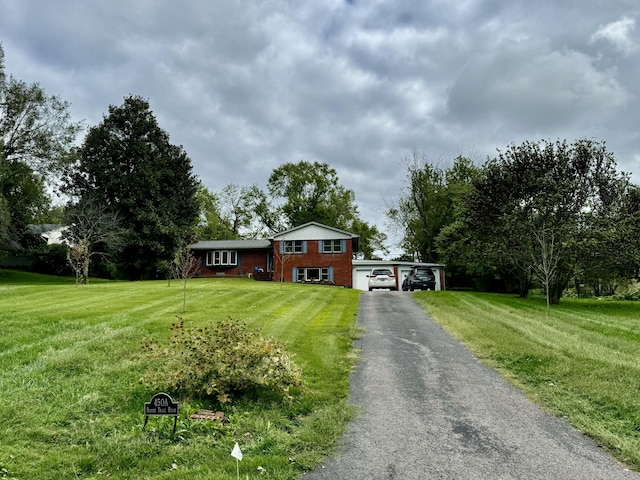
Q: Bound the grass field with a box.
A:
[0,270,361,479]
[413,291,640,471]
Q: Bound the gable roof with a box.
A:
[270,222,359,240]
[190,223,359,252]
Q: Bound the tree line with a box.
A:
[3,42,639,302]
[0,44,385,282]
[387,142,640,304]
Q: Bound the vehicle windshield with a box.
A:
[372,269,392,276]
[415,269,434,276]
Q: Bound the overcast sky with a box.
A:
[2,0,639,255]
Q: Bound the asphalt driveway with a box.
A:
[303,291,639,479]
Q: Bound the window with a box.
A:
[322,239,343,253]
[206,250,238,266]
[283,240,304,253]
[296,267,330,282]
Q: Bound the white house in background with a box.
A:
[352,259,445,292]
[27,224,68,245]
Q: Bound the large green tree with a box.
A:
[441,139,628,304]
[194,183,237,241]
[388,152,478,263]
[256,160,387,258]
[264,161,358,230]
[0,43,81,256]
[66,96,199,279]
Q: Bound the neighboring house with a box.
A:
[190,221,446,291]
[190,222,359,286]
[28,224,68,245]
[1,224,68,268]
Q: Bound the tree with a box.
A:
[349,218,388,259]
[219,183,264,238]
[0,43,81,253]
[272,242,294,289]
[388,152,478,262]
[194,183,236,240]
[573,183,639,296]
[257,160,387,258]
[65,95,200,279]
[619,185,640,280]
[443,139,628,303]
[63,198,123,285]
[169,241,201,312]
[264,161,359,230]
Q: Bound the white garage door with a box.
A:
[353,268,371,291]
[398,268,412,289]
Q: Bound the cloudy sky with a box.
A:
[2,0,639,254]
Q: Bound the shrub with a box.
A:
[28,243,70,276]
[143,317,303,403]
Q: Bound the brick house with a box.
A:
[190,239,273,278]
[190,222,359,287]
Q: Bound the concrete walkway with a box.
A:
[303,292,639,479]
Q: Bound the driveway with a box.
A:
[303,292,639,479]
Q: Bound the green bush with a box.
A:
[143,317,303,403]
[28,243,70,276]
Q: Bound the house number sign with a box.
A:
[143,392,179,434]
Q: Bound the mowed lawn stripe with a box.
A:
[0,273,361,479]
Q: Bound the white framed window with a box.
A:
[296,267,330,282]
[206,250,238,266]
[322,240,343,253]
[283,240,304,253]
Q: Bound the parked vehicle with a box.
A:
[402,266,436,291]
[367,268,397,291]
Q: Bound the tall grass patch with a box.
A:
[414,291,640,470]
[0,271,360,479]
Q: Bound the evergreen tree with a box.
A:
[66,95,199,279]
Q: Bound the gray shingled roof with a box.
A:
[190,239,272,250]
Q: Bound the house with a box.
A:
[190,222,358,286]
[27,224,68,245]
[270,222,358,285]
[190,221,445,291]
[190,239,273,278]
[1,224,68,269]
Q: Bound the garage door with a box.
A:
[398,268,412,289]
[353,268,372,291]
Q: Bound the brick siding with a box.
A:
[273,240,353,287]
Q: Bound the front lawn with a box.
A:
[0,271,361,479]
[414,291,640,471]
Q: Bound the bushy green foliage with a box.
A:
[28,243,70,276]
[144,317,303,404]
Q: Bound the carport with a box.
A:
[352,260,445,292]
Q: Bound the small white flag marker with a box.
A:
[231,442,243,461]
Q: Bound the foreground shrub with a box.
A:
[143,317,303,403]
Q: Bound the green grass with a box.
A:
[413,291,640,471]
[0,270,361,479]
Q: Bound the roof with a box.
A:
[270,222,359,240]
[190,239,272,251]
[26,224,68,245]
[191,223,360,251]
[353,260,445,268]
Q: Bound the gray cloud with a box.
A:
[2,0,640,255]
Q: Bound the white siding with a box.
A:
[274,224,351,241]
[352,260,445,292]
[353,267,373,292]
